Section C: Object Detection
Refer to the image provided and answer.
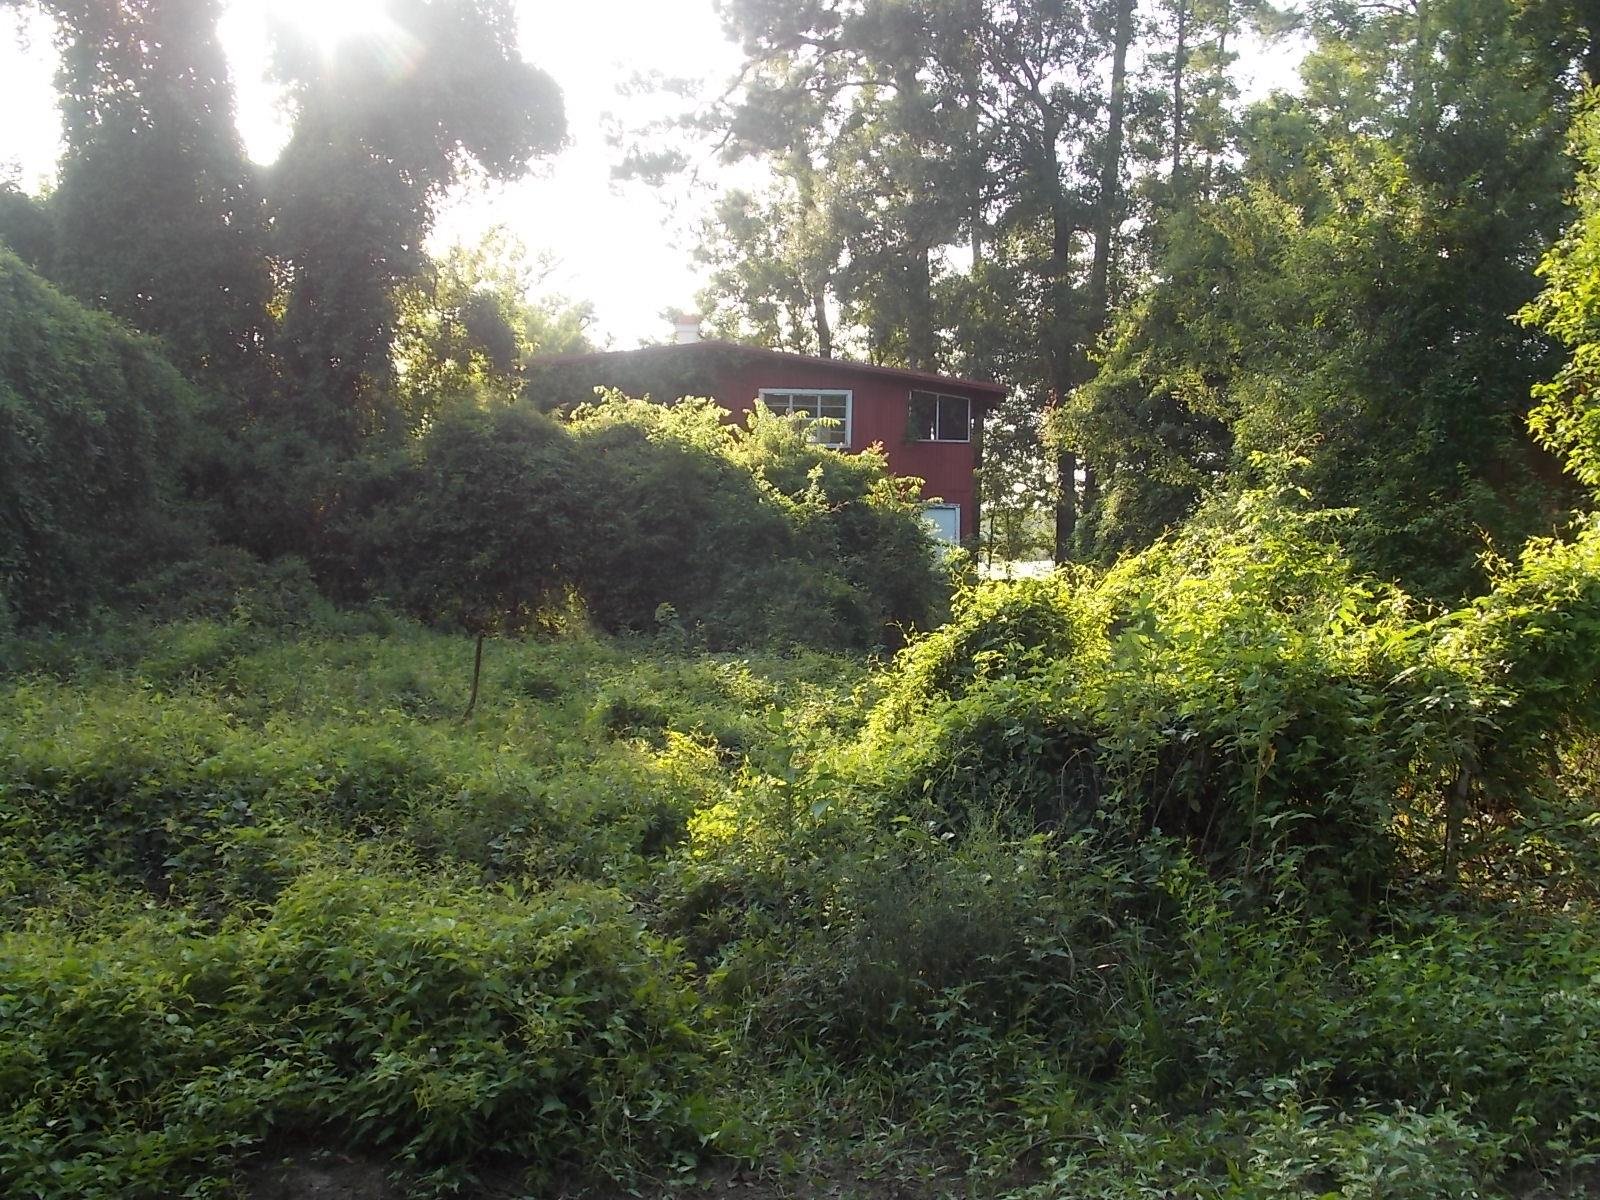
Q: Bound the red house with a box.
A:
[530,333,1007,544]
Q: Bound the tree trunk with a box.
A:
[1408,0,1438,137]
[1047,124,1079,564]
[906,246,935,370]
[1055,450,1078,562]
[1080,461,1099,528]
[1586,0,1600,83]
[813,285,833,358]
[1072,0,1134,557]
[1089,0,1133,326]
[1203,3,1231,194]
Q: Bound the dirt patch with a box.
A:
[1511,1164,1600,1199]
[549,1163,997,1200]
[242,1146,404,1200]
[242,1149,1009,1200]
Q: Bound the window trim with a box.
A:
[758,387,854,448]
[908,389,973,443]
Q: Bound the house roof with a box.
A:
[533,339,1010,399]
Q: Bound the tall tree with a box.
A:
[393,229,596,417]
[706,0,981,370]
[41,0,272,385]
[696,157,845,357]
[265,0,564,448]
[1070,0,1590,595]
[705,0,1154,560]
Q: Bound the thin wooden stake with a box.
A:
[462,632,485,721]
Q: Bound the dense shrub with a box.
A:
[123,547,324,627]
[840,493,1419,903]
[669,487,1600,1145]
[321,394,944,649]
[721,405,947,641]
[1432,516,1600,807]
[0,248,208,625]
[833,493,1600,902]
[0,248,943,650]
[564,400,800,635]
[320,403,592,628]
[1340,910,1600,1154]
[0,870,713,1198]
[700,821,1135,1060]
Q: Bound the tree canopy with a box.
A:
[265,0,565,446]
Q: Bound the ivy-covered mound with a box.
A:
[320,393,944,651]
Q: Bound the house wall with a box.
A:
[709,359,987,542]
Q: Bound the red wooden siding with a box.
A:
[530,341,1004,543]
[709,359,989,542]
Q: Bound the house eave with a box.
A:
[531,339,1010,402]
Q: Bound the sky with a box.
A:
[0,1,1303,349]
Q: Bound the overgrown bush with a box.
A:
[827,491,1600,904]
[837,492,1422,906]
[564,398,801,636]
[320,394,944,649]
[123,547,324,627]
[667,486,1600,1143]
[0,870,714,1198]
[320,402,591,628]
[701,822,1135,1061]
[4,563,1600,1193]
[6,469,1600,1194]
[0,247,210,625]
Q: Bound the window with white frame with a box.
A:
[759,389,851,447]
[908,390,972,442]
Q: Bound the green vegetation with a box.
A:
[0,601,869,1195]
[3,508,1599,1196]
[0,246,943,650]
[6,0,1600,1195]
[0,247,207,626]
[321,393,943,648]
[675,0,1594,578]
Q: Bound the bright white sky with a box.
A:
[0,2,1302,348]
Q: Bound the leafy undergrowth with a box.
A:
[3,511,1600,1199]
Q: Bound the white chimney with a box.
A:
[673,314,703,345]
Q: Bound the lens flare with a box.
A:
[274,0,398,55]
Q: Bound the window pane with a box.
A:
[923,504,960,543]
[937,395,970,442]
[908,391,938,440]
[765,390,849,446]
[811,422,846,445]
